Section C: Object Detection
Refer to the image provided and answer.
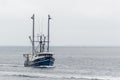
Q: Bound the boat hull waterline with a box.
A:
[24,56,55,67]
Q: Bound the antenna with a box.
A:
[40,35,42,52]
[47,15,51,52]
[43,35,46,52]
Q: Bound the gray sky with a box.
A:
[0,0,120,46]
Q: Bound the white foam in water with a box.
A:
[0,71,120,80]
[34,66,55,68]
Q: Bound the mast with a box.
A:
[31,14,35,55]
[47,15,51,52]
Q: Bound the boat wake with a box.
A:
[0,71,119,80]
[0,63,56,68]
[0,63,23,67]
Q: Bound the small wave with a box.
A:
[0,71,119,80]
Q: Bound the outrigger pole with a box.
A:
[47,15,51,52]
[31,14,35,55]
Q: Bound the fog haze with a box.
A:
[0,0,120,46]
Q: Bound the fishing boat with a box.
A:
[23,14,55,67]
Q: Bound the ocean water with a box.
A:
[0,46,120,80]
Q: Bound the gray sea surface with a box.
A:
[0,46,120,80]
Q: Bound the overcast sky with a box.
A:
[0,0,120,46]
